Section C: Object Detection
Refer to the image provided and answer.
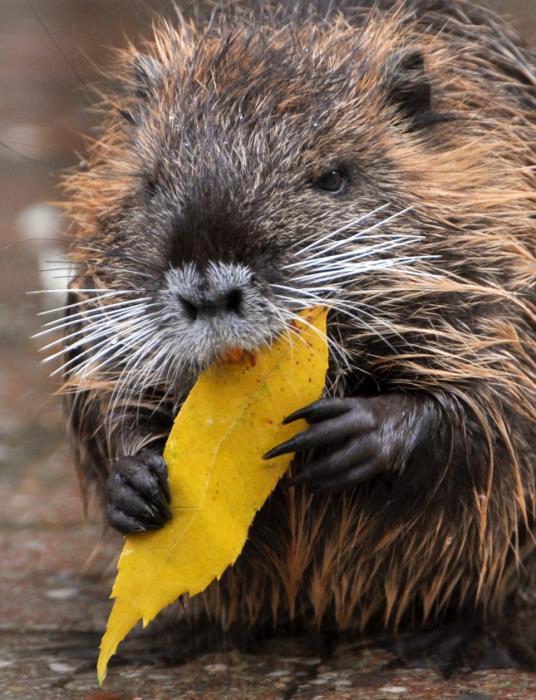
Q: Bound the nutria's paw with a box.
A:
[106,449,171,534]
[263,395,425,492]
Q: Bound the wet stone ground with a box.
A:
[1,1,536,698]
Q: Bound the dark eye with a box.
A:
[313,168,348,194]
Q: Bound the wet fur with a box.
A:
[56,0,536,637]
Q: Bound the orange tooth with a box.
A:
[220,347,246,364]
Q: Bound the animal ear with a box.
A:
[385,49,432,127]
[132,53,164,99]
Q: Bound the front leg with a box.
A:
[106,449,172,534]
[263,393,444,491]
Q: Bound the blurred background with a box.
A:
[1,2,535,698]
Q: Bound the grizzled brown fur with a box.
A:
[59,0,536,637]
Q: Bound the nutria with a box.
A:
[45,0,536,662]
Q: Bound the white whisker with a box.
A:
[47,313,161,376]
[290,207,414,266]
[27,288,142,295]
[42,298,155,329]
[33,299,154,337]
[285,235,423,271]
[271,283,339,295]
[78,324,159,381]
[37,291,130,316]
[295,204,390,256]
[293,255,433,284]
[38,306,153,351]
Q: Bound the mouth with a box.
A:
[172,293,306,375]
[218,346,248,364]
[161,262,298,373]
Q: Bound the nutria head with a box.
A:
[62,3,535,407]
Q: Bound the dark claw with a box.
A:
[264,405,376,461]
[117,454,170,513]
[282,398,354,425]
[263,437,299,460]
[263,420,340,459]
[108,470,167,521]
[106,503,146,534]
[272,394,427,493]
[106,449,172,535]
[139,449,171,505]
[289,436,377,486]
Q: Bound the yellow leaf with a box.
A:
[97,306,328,683]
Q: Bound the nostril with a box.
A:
[177,289,243,320]
[177,295,199,321]
[226,288,243,314]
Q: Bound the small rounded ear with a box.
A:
[385,49,432,127]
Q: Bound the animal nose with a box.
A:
[178,287,243,321]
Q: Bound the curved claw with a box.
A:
[106,450,172,535]
[282,398,356,425]
[270,394,425,493]
[107,469,168,521]
[264,399,377,461]
[106,503,147,534]
[138,449,171,505]
[289,435,377,486]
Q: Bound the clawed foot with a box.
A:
[106,449,172,534]
[264,395,427,491]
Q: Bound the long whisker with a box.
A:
[44,309,155,367]
[296,206,412,261]
[91,319,163,388]
[27,288,143,295]
[292,255,433,284]
[61,329,159,388]
[41,298,155,329]
[37,291,131,316]
[38,304,156,350]
[48,312,161,377]
[285,234,423,271]
[78,322,160,382]
[294,204,390,255]
[35,306,157,346]
[33,299,154,337]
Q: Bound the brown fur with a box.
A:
[59,0,536,637]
